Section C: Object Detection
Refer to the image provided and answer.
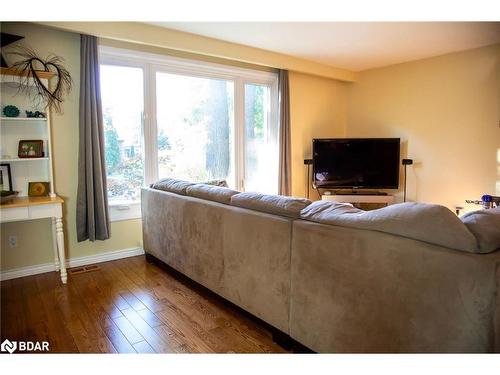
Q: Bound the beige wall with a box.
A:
[1,22,143,271]
[289,72,348,197]
[347,43,500,210]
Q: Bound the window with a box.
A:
[100,65,144,221]
[156,72,235,184]
[244,83,278,194]
[100,47,279,221]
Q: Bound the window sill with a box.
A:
[109,201,141,222]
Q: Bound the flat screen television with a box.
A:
[313,138,400,189]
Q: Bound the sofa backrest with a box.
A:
[230,192,311,219]
[186,183,239,205]
[300,200,481,253]
[150,177,312,219]
[461,208,500,253]
[150,177,195,195]
[149,179,497,254]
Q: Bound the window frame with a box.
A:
[99,46,279,221]
[99,59,147,222]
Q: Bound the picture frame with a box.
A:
[28,181,50,197]
[18,140,44,158]
[0,163,12,191]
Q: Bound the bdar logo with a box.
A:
[1,339,49,353]
[1,339,17,354]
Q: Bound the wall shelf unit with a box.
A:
[1,70,55,197]
[0,68,67,284]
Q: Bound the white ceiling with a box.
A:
[150,22,500,71]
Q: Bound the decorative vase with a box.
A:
[3,105,20,117]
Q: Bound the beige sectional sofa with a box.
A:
[141,180,500,353]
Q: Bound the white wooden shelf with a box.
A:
[0,67,56,87]
[0,157,49,162]
[0,67,55,79]
[1,117,47,122]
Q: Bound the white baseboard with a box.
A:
[0,247,145,281]
[0,263,56,281]
[67,247,144,268]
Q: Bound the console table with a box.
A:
[321,194,394,206]
[0,196,67,283]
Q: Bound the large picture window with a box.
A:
[100,47,279,221]
[156,72,235,183]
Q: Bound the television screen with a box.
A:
[313,138,400,189]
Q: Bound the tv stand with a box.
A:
[330,189,388,196]
[321,191,394,207]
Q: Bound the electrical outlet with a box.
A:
[8,235,18,248]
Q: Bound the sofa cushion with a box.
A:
[300,200,362,217]
[231,192,311,218]
[460,208,500,253]
[300,201,479,252]
[201,179,228,187]
[150,178,194,195]
[186,184,239,205]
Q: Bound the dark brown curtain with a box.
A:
[278,69,291,196]
[76,35,110,241]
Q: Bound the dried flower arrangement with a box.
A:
[8,46,73,113]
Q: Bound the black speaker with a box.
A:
[402,159,413,202]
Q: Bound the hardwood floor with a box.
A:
[0,255,288,353]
